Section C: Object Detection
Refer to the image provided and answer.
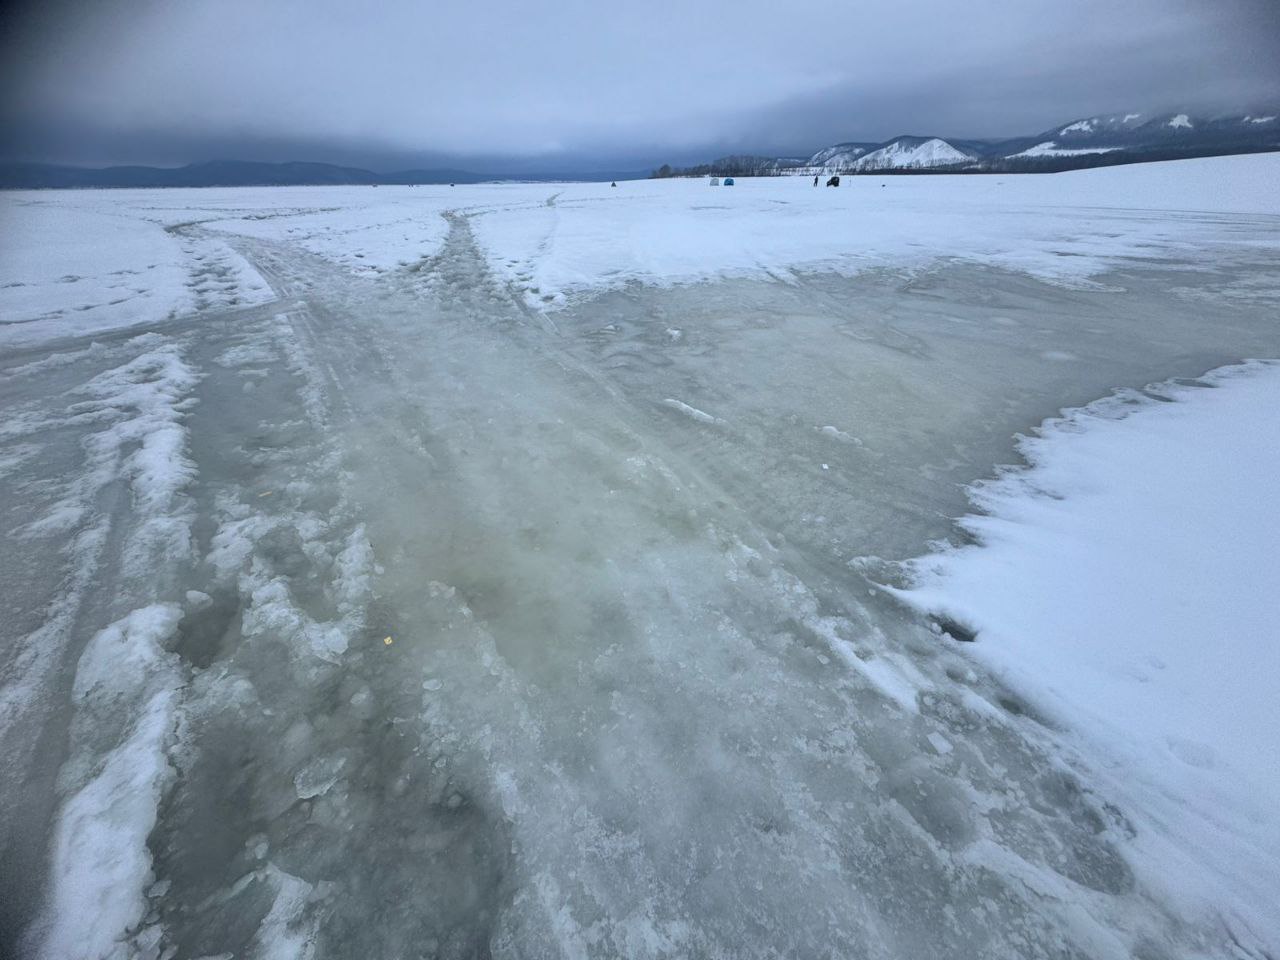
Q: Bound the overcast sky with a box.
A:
[2,0,1278,171]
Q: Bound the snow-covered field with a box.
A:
[2,155,1279,959]
[4,153,1277,346]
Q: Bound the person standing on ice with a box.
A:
[813,174,819,186]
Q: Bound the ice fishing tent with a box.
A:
[723,177,735,186]
[710,177,720,186]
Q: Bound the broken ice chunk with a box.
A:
[294,756,346,799]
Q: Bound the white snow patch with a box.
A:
[897,360,1280,946]
[203,195,451,275]
[248,866,318,960]
[71,342,201,579]
[210,496,374,666]
[0,194,270,348]
[1013,142,1121,159]
[468,154,1280,306]
[1168,114,1193,129]
[32,604,184,960]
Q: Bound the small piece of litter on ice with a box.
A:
[258,491,273,497]
[927,732,953,756]
[383,636,393,646]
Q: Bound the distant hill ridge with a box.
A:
[0,159,642,190]
[653,109,1280,177]
[5,108,1278,188]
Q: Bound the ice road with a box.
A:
[2,155,1279,959]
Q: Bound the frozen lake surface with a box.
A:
[2,156,1279,959]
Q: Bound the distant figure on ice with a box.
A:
[611,181,617,187]
[813,175,820,186]
[826,175,840,187]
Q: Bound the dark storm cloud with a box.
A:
[2,0,1278,168]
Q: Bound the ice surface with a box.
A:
[2,155,1279,958]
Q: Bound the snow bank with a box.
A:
[896,360,1280,946]
[71,340,201,579]
[11,340,201,958]
[0,336,198,810]
[32,604,184,960]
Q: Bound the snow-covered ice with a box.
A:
[5,154,1278,347]
[897,361,1280,944]
[2,154,1279,959]
[0,194,271,347]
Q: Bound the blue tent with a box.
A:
[723,177,735,186]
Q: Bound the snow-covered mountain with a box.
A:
[802,142,877,171]
[986,111,1280,170]
[1021,111,1278,155]
[851,136,975,170]
[657,109,1280,177]
[784,137,975,175]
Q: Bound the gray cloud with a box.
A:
[2,0,1278,169]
